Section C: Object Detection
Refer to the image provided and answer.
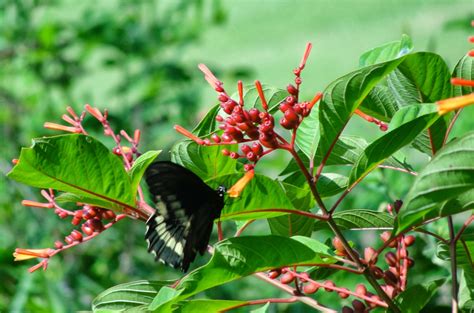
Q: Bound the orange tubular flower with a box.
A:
[44,122,79,133]
[174,125,205,145]
[437,93,474,115]
[227,170,255,198]
[13,248,51,261]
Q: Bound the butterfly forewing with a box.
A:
[144,161,224,272]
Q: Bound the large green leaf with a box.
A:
[459,266,474,311]
[452,53,474,97]
[387,52,452,154]
[192,104,221,136]
[92,280,173,312]
[349,103,440,187]
[314,209,393,231]
[318,55,406,162]
[359,85,399,122]
[436,230,474,267]
[171,140,238,181]
[296,106,320,159]
[208,173,294,221]
[129,150,161,193]
[359,34,413,67]
[395,279,446,313]
[283,171,348,198]
[7,134,136,211]
[395,132,474,235]
[152,236,335,311]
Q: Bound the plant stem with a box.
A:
[448,216,459,313]
[289,146,401,312]
[253,272,336,312]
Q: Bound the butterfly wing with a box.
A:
[144,161,223,272]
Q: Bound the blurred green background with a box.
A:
[1,0,472,312]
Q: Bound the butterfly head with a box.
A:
[216,185,227,198]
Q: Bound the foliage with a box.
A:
[6,29,474,313]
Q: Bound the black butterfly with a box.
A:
[144,161,226,272]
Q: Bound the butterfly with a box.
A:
[144,161,226,272]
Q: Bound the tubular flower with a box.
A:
[13,248,51,261]
[227,170,255,198]
[437,93,474,115]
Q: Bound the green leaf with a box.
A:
[250,302,270,313]
[7,134,135,211]
[172,299,247,313]
[395,278,446,313]
[192,104,221,136]
[395,131,474,235]
[283,171,348,199]
[149,287,180,311]
[296,106,320,159]
[129,150,161,193]
[314,209,393,231]
[91,280,173,312]
[387,52,452,154]
[209,173,294,221]
[359,85,399,122]
[173,236,335,302]
[318,55,406,161]
[349,103,440,188]
[237,84,287,113]
[359,34,413,67]
[459,266,474,311]
[436,230,474,267]
[54,193,117,210]
[452,53,474,97]
[171,140,238,181]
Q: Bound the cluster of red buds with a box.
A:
[13,105,155,272]
[175,43,322,173]
[262,200,417,312]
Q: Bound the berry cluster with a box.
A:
[175,43,322,172]
[14,104,154,272]
[263,200,417,312]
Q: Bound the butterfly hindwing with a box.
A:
[144,161,224,272]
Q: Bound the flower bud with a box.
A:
[381,284,396,298]
[323,280,335,292]
[246,152,257,162]
[404,235,415,247]
[279,102,292,113]
[400,248,408,259]
[71,230,83,242]
[54,241,64,249]
[241,145,251,154]
[230,152,240,159]
[237,122,250,131]
[380,231,391,243]
[287,84,298,95]
[248,108,260,123]
[383,270,398,286]
[394,200,403,212]
[338,288,350,299]
[211,134,221,143]
[407,257,415,268]
[81,223,94,236]
[221,133,233,143]
[280,117,296,130]
[355,284,367,296]
[244,164,254,171]
[216,115,224,122]
[218,93,229,102]
[303,282,319,294]
[245,128,260,140]
[364,247,377,263]
[102,210,116,220]
[385,252,397,267]
[222,149,230,156]
[280,272,295,284]
[286,96,296,105]
[65,235,74,245]
[284,108,299,123]
[89,218,104,232]
[352,300,365,312]
[332,237,345,252]
[71,217,81,226]
[371,266,384,279]
[251,142,263,155]
[268,269,281,279]
[342,306,354,313]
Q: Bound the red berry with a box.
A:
[71,230,83,242]
[279,102,292,112]
[338,288,350,299]
[385,252,398,267]
[246,152,257,162]
[323,280,335,292]
[284,108,299,123]
[364,247,377,263]
[248,108,260,123]
[222,149,230,156]
[241,145,251,154]
[280,117,296,129]
[268,269,281,279]
[355,284,367,296]
[211,134,221,143]
[218,93,229,102]
[287,84,298,95]
[303,282,319,294]
[280,272,295,284]
[404,235,415,247]
[251,142,263,155]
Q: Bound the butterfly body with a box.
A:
[145,161,224,272]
